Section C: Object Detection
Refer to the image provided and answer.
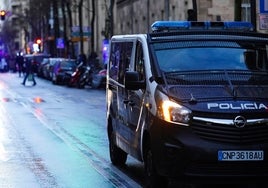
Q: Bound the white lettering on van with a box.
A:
[207,103,267,110]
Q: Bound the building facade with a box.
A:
[0,0,266,63]
[0,0,31,56]
[113,0,258,35]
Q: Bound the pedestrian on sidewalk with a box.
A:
[21,58,36,86]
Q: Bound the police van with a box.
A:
[106,21,268,187]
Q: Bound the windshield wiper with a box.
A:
[224,70,237,99]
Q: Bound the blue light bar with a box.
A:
[151,21,190,32]
[151,21,254,32]
[223,21,253,30]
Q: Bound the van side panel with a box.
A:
[107,38,140,158]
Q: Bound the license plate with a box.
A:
[218,150,264,161]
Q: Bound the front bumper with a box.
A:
[150,117,268,183]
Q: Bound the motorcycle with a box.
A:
[66,62,92,88]
[66,61,107,89]
[78,65,92,88]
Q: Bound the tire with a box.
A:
[144,142,168,188]
[77,83,85,89]
[77,77,86,89]
[109,130,127,166]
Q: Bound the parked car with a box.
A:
[37,58,49,77]
[42,58,64,80]
[51,58,77,84]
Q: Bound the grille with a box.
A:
[165,71,268,86]
[166,71,268,101]
[191,119,268,144]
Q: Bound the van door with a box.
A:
[111,41,134,151]
[125,41,146,158]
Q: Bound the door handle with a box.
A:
[123,99,129,104]
[128,101,135,106]
[123,99,134,106]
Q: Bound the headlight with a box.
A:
[158,99,191,126]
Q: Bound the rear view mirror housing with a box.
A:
[124,71,145,90]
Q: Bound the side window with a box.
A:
[118,42,133,84]
[109,41,133,83]
[109,42,120,80]
[135,41,145,81]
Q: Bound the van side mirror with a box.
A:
[124,71,145,90]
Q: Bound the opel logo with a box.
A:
[233,116,246,128]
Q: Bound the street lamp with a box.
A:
[34,38,42,52]
[0,10,6,20]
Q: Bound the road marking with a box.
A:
[0,86,58,187]
[15,93,142,188]
[31,108,142,188]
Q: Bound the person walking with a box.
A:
[16,52,24,77]
[21,58,36,86]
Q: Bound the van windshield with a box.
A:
[154,41,268,73]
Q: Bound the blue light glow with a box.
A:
[151,21,254,32]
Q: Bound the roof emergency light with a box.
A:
[223,22,254,31]
[151,21,254,32]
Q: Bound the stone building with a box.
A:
[113,0,255,35]
[0,0,266,63]
[0,0,29,54]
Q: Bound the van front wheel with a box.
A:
[109,131,127,166]
[144,143,168,187]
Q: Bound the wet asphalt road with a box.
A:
[0,72,142,188]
